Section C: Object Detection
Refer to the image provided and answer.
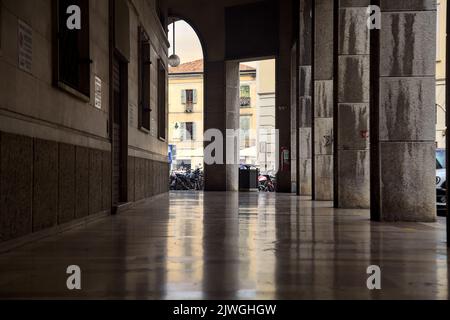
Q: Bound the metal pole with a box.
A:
[265,142,268,172]
[172,21,176,55]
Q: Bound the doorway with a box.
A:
[112,54,128,205]
[238,59,276,192]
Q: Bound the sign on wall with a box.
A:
[18,19,32,73]
[94,76,102,109]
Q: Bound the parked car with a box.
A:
[436,148,447,216]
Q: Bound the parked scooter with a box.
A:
[258,174,276,192]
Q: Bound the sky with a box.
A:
[168,21,203,64]
[168,20,258,68]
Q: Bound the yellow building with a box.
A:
[436,0,447,148]
[239,64,259,164]
[168,59,257,170]
[256,59,276,173]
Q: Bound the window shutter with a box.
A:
[174,122,181,140]
[192,122,197,141]
[180,122,186,141]
[193,89,198,104]
[181,90,186,104]
[142,42,151,110]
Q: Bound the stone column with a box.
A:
[225,61,240,191]
[370,1,436,221]
[297,0,313,196]
[336,1,370,208]
[276,0,293,193]
[204,60,239,192]
[291,45,298,194]
[313,0,334,201]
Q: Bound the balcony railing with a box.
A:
[185,103,194,113]
[240,97,251,108]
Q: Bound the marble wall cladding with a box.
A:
[135,157,146,201]
[336,4,370,208]
[380,11,435,77]
[0,129,170,243]
[102,151,112,211]
[379,142,436,221]
[128,156,136,202]
[89,149,103,216]
[338,103,370,150]
[33,139,59,232]
[313,110,333,201]
[314,155,334,201]
[313,0,335,201]
[298,4,313,196]
[314,81,333,118]
[0,132,33,242]
[299,159,312,195]
[380,0,436,12]
[340,0,371,7]
[299,66,312,97]
[338,55,370,103]
[379,77,435,141]
[315,118,334,156]
[299,0,313,65]
[338,150,370,209]
[372,6,436,222]
[129,156,169,201]
[339,7,370,55]
[314,0,335,80]
[59,144,76,224]
[299,97,312,129]
[75,146,90,219]
[299,128,312,159]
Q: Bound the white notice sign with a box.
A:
[95,76,102,109]
[18,20,33,73]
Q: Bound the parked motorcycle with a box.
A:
[170,168,204,191]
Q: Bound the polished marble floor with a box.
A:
[0,191,448,299]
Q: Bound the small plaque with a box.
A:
[94,76,102,109]
[18,20,33,73]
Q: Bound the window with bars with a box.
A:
[54,0,91,98]
[139,27,151,131]
[240,85,251,108]
[158,59,167,140]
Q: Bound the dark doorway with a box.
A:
[112,54,128,205]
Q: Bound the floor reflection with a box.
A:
[0,191,447,299]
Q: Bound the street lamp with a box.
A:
[169,20,180,67]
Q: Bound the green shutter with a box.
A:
[193,89,198,104]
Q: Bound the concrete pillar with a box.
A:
[276,0,293,193]
[225,61,240,191]
[313,0,334,201]
[336,1,370,208]
[297,0,313,196]
[370,1,436,221]
[291,45,298,194]
[204,60,239,192]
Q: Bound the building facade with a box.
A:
[437,0,447,149]
[256,59,276,174]
[168,59,257,170]
[0,0,169,244]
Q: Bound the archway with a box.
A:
[167,18,206,191]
